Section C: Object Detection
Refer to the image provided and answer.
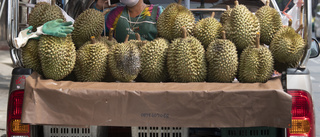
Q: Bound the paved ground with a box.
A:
[0,49,12,137]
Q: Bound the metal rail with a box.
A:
[7,0,35,67]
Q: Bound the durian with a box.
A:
[167,27,207,82]
[108,35,141,82]
[270,20,305,70]
[74,36,109,82]
[22,39,42,74]
[238,33,274,83]
[140,37,169,82]
[38,35,76,80]
[224,0,260,52]
[71,9,108,48]
[255,0,282,45]
[206,31,238,82]
[193,12,222,49]
[157,0,195,41]
[220,5,232,25]
[28,2,65,32]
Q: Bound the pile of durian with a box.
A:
[22,0,305,83]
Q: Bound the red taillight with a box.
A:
[7,90,30,137]
[287,90,315,137]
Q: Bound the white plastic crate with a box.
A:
[43,125,97,137]
[132,127,189,137]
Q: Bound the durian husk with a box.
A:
[108,35,141,82]
[206,31,238,82]
[38,35,76,80]
[224,1,260,52]
[167,27,207,82]
[28,2,65,32]
[238,33,274,83]
[72,9,105,48]
[75,36,109,82]
[22,39,42,74]
[255,0,282,45]
[270,25,305,67]
[157,2,195,41]
[140,38,169,82]
[193,12,222,49]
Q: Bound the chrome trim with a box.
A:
[300,0,312,67]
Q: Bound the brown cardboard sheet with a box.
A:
[21,72,292,128]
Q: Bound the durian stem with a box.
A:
[255,33,260,48]
[135,33,141,41]
[288,19,292,27]
[211,12,215,18]
[178,0,182,5]
[266,0,270,6]
[51,0,56,5]
[181,27,187,39]
[124,35,130,43]
[234,0,239,6]
[108,28,114,41]
[221,31,226,39]
[226,5,230,10]
[91,36,96,44]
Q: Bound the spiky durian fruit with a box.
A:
[157,0,195,41]
[108,35,141,82]
[74,36,109,82]
[270,20,305,70]
[206,31,238,82]
[220,5,232,25]
[22,39,42,74]
[140,38,169,82]
[238,33,274,83]
[193,12,222,49]
[167,27,207,82]
[224,0,260,52]
[255,0,282,45]
[38,35,76,80]
[28,2,65,32]
[71,9,107,48]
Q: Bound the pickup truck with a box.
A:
[5,0,320,137]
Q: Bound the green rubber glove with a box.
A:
[42,19,74,37]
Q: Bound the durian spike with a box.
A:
[221,31,226,39]
[91,36,96,44]
[135,33,141,41]
[181,27,187,39]
[108,28,114,41]
[51,0,56,5]
[124,35,130,43]
[177,0,182,5]
[103,1,110,36]
[288,19,292,27]
[234,0,239,6]
[226,5,230,10]
[211,12,215,18]
[266,0,270,6]
[255,32,260,48]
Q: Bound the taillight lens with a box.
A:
[7,90,30,137]
[287,90,315,137]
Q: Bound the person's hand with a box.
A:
[42,19,74,37]
[96,0,117,10]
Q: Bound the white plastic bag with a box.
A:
[281,0,304,30]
